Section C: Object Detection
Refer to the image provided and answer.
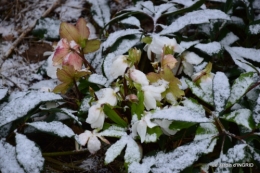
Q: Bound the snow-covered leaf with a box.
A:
[253,94,260,125]
[185,79,214,106]
[160,9,230,35]
[220,32,239,46]
[151,104,210,123]
[249,24,260,34]
[0,91,62,127]
[120,17,141,28]
[32,18,60,39]
[165,0,206,9]
[0,139,25,173]
[105,135,128,164]
[226,72,255,108]
[213,72,230,112]
[15,133,44,173]
[124,136,142,163]
[194,123,218,141]
[79,97,91,112]
[102,29,141,51]
[87,0,110,28]
[0,88,8,101]
[129,138,217,173]
[27,121,75,138]
[229,47,260,63]
[222,109,255,130]
[194,42,222,55]
[60,108,82,125]
[88,74,108,86]
[99,125,127,138]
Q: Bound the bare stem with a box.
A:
[79,50,96,73]
[43,149,88,157]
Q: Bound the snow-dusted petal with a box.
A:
[90,110,105,129]
[76,130,92,146]
[15,133,44,173]
[143,91,157,110]
[27,121,75,138]
[88,136,101,154]
[129,69,149,86]
[97,88,117,106]
[86,104,103,124]
[110,55,129,80]
[137,120,147,143]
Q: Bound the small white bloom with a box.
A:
[182,51,203,76]
[129,69,149,86]
[76,130,110,154]
[86,104,105,129]
[110,55,130,80]
[97,88,118,106]
[153,119,177,136]
[144,35,183,61]
[132,112,157,143]
[46,53,61,79]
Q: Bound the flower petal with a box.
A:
[143,91,157,110]
[60,22,81,42]
[63,52,83,70]
[144,113,157,128]
[97,88,117,106]
[129,69,149,86]
[182,61,194,76]
[137,120,147,143]
[90,110,105,129]
[77,130,92,146]
[110,55,129,79]
[88,136,101,154]
[86,104,102,124]
[53,47,70,66]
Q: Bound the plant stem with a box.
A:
[42,149,88,157]
[79,49,96,73]
[73,78,82,100]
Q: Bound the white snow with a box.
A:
[27,121,75,138]
[194,123,218,141]
[213,72,230,112]
[15,133,44,173]
[121,17,141,28]
[224,109,252,130]
[124,136,142,163]
[88,74,108,86]
[230,47,260,63]
[249,24,260,34]
[166,0,206,9]
[220,32,239,46]
[33,18,60,38]
[0,91,62,127]
[194,42,222,55]
[253,94,260,124]
[0,88,8,100]
[99,125,127,137]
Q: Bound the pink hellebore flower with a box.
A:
[76,130,110,154]
[52,38,83,70]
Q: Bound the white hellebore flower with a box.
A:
[86,104,105,129]
[110,55,130,80]
[97,88,118,106]
[182,51,203,76]
[45,52,61,79]
[132,112,157,143]
[142,80,168,110]
[144,35,183,61]
[129,69,149,86]
[76,130,110,154]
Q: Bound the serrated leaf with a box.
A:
[160,9,230,35]
[0,88,8,102]
[103,104,127,127]
[87,0,111,28]
[27,121,75,138]
[0,91,62,127]
[225,72,255,109]
[129,138,217,173]
[60,108,82,125]
[105,135,128,164]
[0,139,25,173]
[99,125,127,138]
[15,133,44,173]
[222,109,255,130]
[194,123,218,141]
[185,79,214,106]
[83,39,101,54]
[213,72,230,113]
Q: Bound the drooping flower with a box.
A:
[181,51,203,76]
[76,130,110,154]
[144,35,183,61]
[131,112,158,143]
[129,69,149,86]
[86,104,105,129]
[97,88,118,106]
[110,55,130,80]
[52,38,83,70]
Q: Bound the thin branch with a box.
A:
[42,149,88,157]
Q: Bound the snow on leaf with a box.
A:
[253,94,260,125]
[85,49,103,74]
[165,0,206,9]
[249,24,260,34]
[15,133,44,173]
[99,125,127,138]
[0,91,62,127]
[103,37,140,81]
[229,47,260,63]
[160,9,230,35]
[88,74,108,86]
[220,32,239,46]
[194,42,222,55]
[185,79,214,106]
[225,72,255,109]
[124,136,142,163]
[213,72,230,112]
[0,88,8,101]
[79,97,91,112]
[222,109,255,130]
[182,98,205,115]
[129,138,217,173]
[179,40,200,51]
[27,121,75,138]
[120,17,141,28]
[102,29,141,51]
[87,0,110,28]
[151,104,210,123]
[60,108,82,125]
[194,123,218,141]
[105,135,128,164]
[0,139,25,173]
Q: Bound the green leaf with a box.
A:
[225,72,255,109]
[194,123,218,141]
[83,39,101,54]
[169,121,196,130]
[145,126,163,143]
[103,104,127,127]
[222,109,255,130]
[141,36,152,44]
[131,91,144,120]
